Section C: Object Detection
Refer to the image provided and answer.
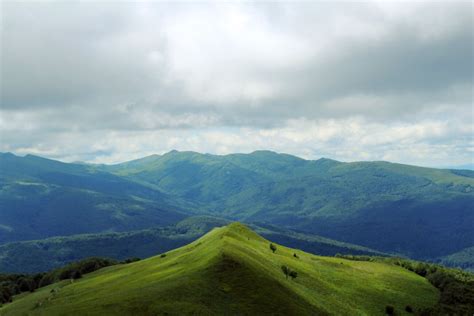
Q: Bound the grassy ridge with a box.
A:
[0,223,438,315]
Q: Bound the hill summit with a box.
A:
[1,223,438,315]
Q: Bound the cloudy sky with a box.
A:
[1,1,472,167]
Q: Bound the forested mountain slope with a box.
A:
[103,150,474,261]
[1,151,472,268]
[0,153,186,243]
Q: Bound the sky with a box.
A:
[0,1,472,167]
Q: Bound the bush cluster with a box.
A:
[0,273,44,305]
[269,243,277,253]
[0,257,118,305]
[281,265,298,280]
[121,257,141,264]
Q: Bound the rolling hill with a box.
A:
[0,223,440,315]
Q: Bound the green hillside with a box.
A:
[101,150,474,261]
[0,216,385,273]
[0,223,439,315]
[1,151,473,270]
[0,153,186,243]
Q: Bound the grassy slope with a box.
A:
[1,223,438,315]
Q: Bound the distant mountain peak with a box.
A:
[163,149,200,156]
[0,152,17,158]
[249,150,278,155]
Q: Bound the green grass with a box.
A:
[0,223,439,315]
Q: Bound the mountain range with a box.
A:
[0,150,473,272]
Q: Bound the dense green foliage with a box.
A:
[0,273,43,305]
[0,216,385,273]
[37,257,118,288]
[0,223,439,315]
[0,258,117,306]
[437,246,474,272]
[335,254,474,314]
[101,150,474,263]
[0,153,186,243]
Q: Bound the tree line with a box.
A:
[0,257,140,306]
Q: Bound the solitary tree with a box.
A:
[281,265,289,279]
[385,305,394,315]
[289,270,298,280]
[71,270,82,280]
[270,243,277,253]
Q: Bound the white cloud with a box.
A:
[0,1,472,166]
[2,115,471,168]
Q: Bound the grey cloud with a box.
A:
[0,1,472,164]
[1,1,168,109]
[2,2,471,113]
